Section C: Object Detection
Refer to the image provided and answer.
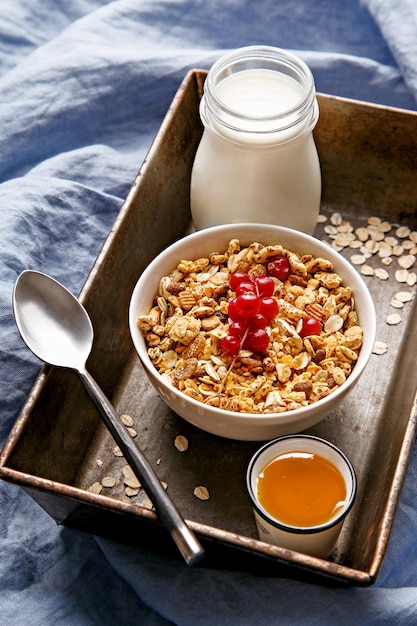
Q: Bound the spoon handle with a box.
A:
[77,367,205,566]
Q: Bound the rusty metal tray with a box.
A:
[1,70,417,586]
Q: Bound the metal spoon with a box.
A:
[13,269,204,566]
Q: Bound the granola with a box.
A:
[137,239,364,414]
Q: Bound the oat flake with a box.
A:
[396,226,411,238]
[122,465,141,489]
[398,255,416,269]
[378,221,392,233]
[324,224,338,236]
[330,212,343,226]
[350,254,367,265]
[395,269,409,283]
[378,242,392,258]
[407,272,417,286]
[390,299,404,309]
[194,486,210,501]
[360,264,375,276]
[121,414,134,427]
[175,435,189,452]
[373,341,388,355]
[87,482,102,494]
[355,227,369,242]
[324,315,344,333]
[395,291,413,302]
[370,230,385,242]
[391,245,404,256]
[101,476,117,488]
[374,268,389,280]
[386,313,402,325]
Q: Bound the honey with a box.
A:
[257,451,347,527]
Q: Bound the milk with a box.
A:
[190,49,321,234]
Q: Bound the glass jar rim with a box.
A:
[202,45,318,136]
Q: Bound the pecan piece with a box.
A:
[293,380,313,397]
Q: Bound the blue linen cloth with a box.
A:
[1,1,417,623]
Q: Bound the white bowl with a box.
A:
[129,223,376,441]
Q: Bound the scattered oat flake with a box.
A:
[373,341,388,355]
[194,486,210,501]
[364,239,379,254]
[390,299,404,309]
[102,476,117,488]
[330,212,343,225]
[125,486,140,497]
[174,435,189,452]
[378,242,392,258]
[410,231,417,243]
[317,214,327,223]
[374,268,389,280]
[396,226,411,238]
[349,239,363,249]
[337,221,354,233]
[121,414,134,427]
[141,497,154,509]
[407,272,417,286]
[355,227,369,242]
[122,465,141,489]
[324,224,338,235]
[381,257,393,266]
[113,445,123,457]
[127,427,137,438]
[384,236,398,247]
[360,264,375,276]
[350,254,367,265]
[161,481,168,490]
[398,255,415,269]
[368,216,381,226]
[395,291,413,303]
[379,221,392,233]
[96,458,104,467]
[386,313,402,325]
[391,245,404,256]
[335,233,355,247]
[395,269,409,283]
[87,482,102,494]
[370,230,386,242]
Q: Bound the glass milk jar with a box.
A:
[190,46,321,234]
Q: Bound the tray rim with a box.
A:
[2,69,417,587]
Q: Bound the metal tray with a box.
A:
[1,70,417,586]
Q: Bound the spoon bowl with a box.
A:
[13,270,93,369]
[13,270,204,566]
